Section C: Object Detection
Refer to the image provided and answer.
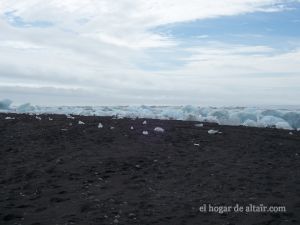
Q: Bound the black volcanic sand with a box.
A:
[0,113,300,225]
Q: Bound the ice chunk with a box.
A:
[154,127,165,133]
[36,116,42,120]
[130,126,134,130]
[78,121,85,125]
[110,126,115,130]
[48,117,53,121]
[5,116,15,120]
[17,103,35,112]
[275,122,292,130]
[142,131,149,135]
[142,120,147,125]
[0,99,12,110]
[195,123,204,127]
[98,123,103,128]
[208,129,220,134]
[242,119,257,127]
[67,115,75,119]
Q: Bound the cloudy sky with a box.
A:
[0,0,300,106]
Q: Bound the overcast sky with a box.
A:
[0,0,300,106]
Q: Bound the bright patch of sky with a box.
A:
[0,0,300,106]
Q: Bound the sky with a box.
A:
[0,0,300,106]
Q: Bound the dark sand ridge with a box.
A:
[0,113,299,225]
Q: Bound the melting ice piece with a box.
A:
[48,117,53,121]
[67,115,75,119]
[78,121,85,125]
[110,126,115,130]
[142,120,147,125]
[194,143,200,146]
[36,116,42,120]
[98,123,103,128]
[142,131,149,135]
[208,129,220,135]
[130,126,134,130]
[195,123,204,127]
[5,116,15,120]
[154,127,165,133]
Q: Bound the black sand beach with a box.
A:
[0,113,299,225]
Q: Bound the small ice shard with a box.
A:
[61,129,68,131]
[98,123,103,128]
[48,117,53,121]
[78,121,85,125]
[36,116,42,120]
[194,143,200,146]
[195,123,204,127]
[142,120,147,125]
[110,126,115,130]
[130,126,134,130]
[142,131,149,135]
[208,129,220,135]
[5,116,15,120]
[67,115,75,119]
[154,127,165,133]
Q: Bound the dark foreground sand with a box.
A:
[0,113,300,225]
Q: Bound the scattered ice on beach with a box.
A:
[142,131,149,135]
[98,123,103,128]
[36,116,42,120]
[130,126,134,130]
[195,123,204,127]
[208,129,220,135]
[78,121,85,125]
[0,99,12,110]
[154,127,165,133]
[2,100,300,130]
[5,116,15,120]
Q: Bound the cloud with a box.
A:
[0,1,299,105]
